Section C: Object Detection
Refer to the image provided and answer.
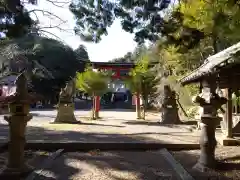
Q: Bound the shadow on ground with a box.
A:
[26,149,240,180]
[0,123,197,144]
[123,120,197,132]
[124,120,197,126]
[0,123,239,179]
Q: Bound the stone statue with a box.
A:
[15,72,28,94]
[54,78,78,123]
[59,78,75,104]
[160,85,181,124]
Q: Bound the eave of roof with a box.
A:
[179,41,240,85]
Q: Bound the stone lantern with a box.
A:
[0,72,36,177]
[192,79,227,171]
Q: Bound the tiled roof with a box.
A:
[179,41,240,85]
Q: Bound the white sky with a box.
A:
[25,0,137,62]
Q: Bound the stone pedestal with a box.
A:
[161,106,181,124]
[193,116,220,171]
[0,114,33,177]
[54,103,78,123]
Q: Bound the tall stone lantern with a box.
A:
[192,79,227,171]
[0,72,36,177]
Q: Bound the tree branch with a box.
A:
[28,9,67,23]
[27,8,75,41]
[37,29,62,40]
[38,22,74,34]
[45,0,71,8]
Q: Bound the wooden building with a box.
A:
[180,41,240,145]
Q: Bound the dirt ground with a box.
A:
[0,147,240,180]
[0,111,240,179]
[172,146,240,180]
[0,150,51,179]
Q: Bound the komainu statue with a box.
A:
[160,85,181,124]
[54,78,78,123]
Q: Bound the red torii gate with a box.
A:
[90,62,140,114]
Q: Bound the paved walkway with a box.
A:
[0,110,199,144]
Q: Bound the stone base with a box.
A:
[193,162,216,172]
[160,108,182,124]
[54,103,78,123]
[0,164,33,178]
[217,136,240,146]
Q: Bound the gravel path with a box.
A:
[33,151,179,180]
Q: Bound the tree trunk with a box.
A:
[91,94,96,120]
[136,92,141,119]
[95,96,100,119]
[142,98,148,120]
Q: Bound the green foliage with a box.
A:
[74,44,90,62]
[155,0,240,77]
[0,35,87,97]
[179,0,240,52]
[126,54,159,103]
[0,1,34,39]
[0,35,83,79]
[69,0,172,43]
[76,66,109,96]
[110,44,149,63]
[110,52,134,63]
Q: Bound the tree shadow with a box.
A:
[51,122,125,128]
[217,161,240,171]
[39,149,238,180]
[0,122,198,144]
[124,120,196,131]
[28,153,79,180]
[31,113,56,118]
[0,123,239,179]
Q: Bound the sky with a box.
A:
[25,0,137,62]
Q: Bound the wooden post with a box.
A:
[225,88,233,138]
